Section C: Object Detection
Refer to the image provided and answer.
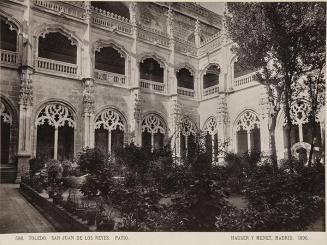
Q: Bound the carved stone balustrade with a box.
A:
[233,71,260,90]
[0,49,20,68]
[94,69,127,87]
[198,33,224,56]
[35,57,78,77]
[140,79,166,94]
[137,24,170,47]
[33,0,86,21]
[91,6,132,35]
[174,37,197,56]
[203,84,219,98]
[177,87,195,97]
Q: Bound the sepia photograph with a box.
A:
[0,0,325,239]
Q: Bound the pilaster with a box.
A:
[169,95,182,161]
[259,90,271,158]
[82,78,95,148]
[129,88,143,146]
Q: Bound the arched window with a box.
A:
[235,111,261,153]
[203,64,219,89]
[38,32,77,64]
[91,1,130,19]
[141,114,166,151]
[95,46,125,75]
[283,100,322,152]
[1,101,12,164]
[177,68,194,90]
[95,109,125,155]
[0,18,17,52]
[180,117,197,158]
[140,58,164,83]
[203,116,218,163]
[36,103,76,161]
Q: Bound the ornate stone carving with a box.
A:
[0,101,12,124]
[141,114,166,135]
[129,2,137,26]
[82,79,95,114]
[290,100,310,125]
[217,95,228,125]
[175,63,195,76]
[95,109,125,132]
[36,103,76,128]
[236,111,260,132]
[19,68,33,106]
[203,116,218,136]
[259,90,270,119]
[180,117,196,137]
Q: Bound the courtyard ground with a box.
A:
[0,184,55,233]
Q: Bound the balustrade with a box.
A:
[177,87,195,97]
[175,37,197,56]
[203,85,219,97]
[198,33,224,56]
[137,25,170,47]
[91,6,132,34]
[0,49,19,67]
[140,79,165,94]
[233,71,259,89]
[36,57,78,76]
[33,0,86,20]
[94,70,127,86]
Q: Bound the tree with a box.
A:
[225,2,326,168]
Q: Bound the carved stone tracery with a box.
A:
[95,109,125,132]
[203,116,218,136]
[141,114,166,135]
[36,103,76,128]
[180,117,196,137]
[0,101,13,124]
[236,111,260,132]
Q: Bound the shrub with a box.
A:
[77,148,106,174]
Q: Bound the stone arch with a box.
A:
[202,116,218,135]
[233,109,261,153]
[202,116,219,163]
[141,112,168,151]
[175,62,195,76]
[32,99,78,159]
[0,95,18,164]
[93,39,129,76]
[94,107,128,155]
[138,52,166,69]
[200,62,221,77]
[0,12,23,53]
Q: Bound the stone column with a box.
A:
[16,1,33,183]
[169,96,182,162]
[81,2,95,149]
[217,94,228,163]
[194,19,201,49]
[259,90,271,158]
[129,88,142,146]
[16,67,34,183]
[82,78,95,148]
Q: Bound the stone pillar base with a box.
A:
[15,153,31,183]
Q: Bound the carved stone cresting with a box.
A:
[175,63,195,76]
[83,79,95,114]
[19,68,33,106]
[0,101,13,124]
[94,40,127,58]
[95,109,125,132]
[34,24,81,47]
[180,117,196,137]
[138,53,166,68]
[236,111,260,132]
[203,116,218,136]
[36,103,76,128]
[141,114,166,135]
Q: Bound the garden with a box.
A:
[20,136,325,232]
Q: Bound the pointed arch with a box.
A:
[138,52,166,68]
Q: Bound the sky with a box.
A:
[199,2,226,15]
